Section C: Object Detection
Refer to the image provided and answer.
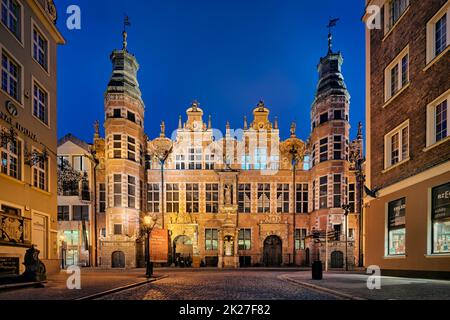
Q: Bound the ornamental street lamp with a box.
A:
[282,123,305,266]
[143,215,158,278]
[150,122,173,230]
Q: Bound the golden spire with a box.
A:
[160,121,166,137]
[290,122,297,137]
[123,15,131,51]
[208,115,212,129]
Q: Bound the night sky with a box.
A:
[56,0,366,143]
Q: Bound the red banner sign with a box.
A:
[150,229,169,263]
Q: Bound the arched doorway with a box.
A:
[263,236,282,267]
[331,251,344,268]
[111,251,125,268]
[173,235,193,267]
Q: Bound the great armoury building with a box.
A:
[74,29,364,269]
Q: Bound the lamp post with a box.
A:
[143,215,158,278]
[342,204,351,271]
[150,122,173,230]
[87,148,100,267]
[289,144,299,266]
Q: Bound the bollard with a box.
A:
[312,261,323,280]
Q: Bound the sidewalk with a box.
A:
[0,268,162,300]
[280,271,450,300]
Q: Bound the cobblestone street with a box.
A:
[98,270,339,300]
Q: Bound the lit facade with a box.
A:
[0,0,64,275]
[364,0,450,277]
[82,31,364,269]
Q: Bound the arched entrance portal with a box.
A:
[173,235,193,267]
[263,236,282,267]
[331,251,344,268]
[111,251,125,268]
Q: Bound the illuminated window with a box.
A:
[186,183,199,213]
[276,184,289,213]
[127,136,136,161]
[257,184,270,213]
[432,183,450,254]
[319,176,328,209]
[127,175,136,208]
[295,229,307,250]
[205,184,218,213]
[238,184,251,213]
[32,153,47,191]
[113,135,121,159]
[238,229,251,250]
[147,183,160,213]
[113,174,121,207]
[205,228,218,251]
[166,183,179,213]
[0,134,21,180]
[388,198,406,256]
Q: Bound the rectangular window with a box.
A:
[188,148,202,170]
[57,206,70,221]
[333,135,342,160]
[385,47,409,101]
[238,184,251,213]
[238,229,251,250]
[1,51,20,102]
[319,112,329,124]
[113,174,122,207]
[295,229,307,250]
[113,109,121,118]
[99,183,106,213]
[205,184,219,213]
[241,155,251,170]
[166,183,179,213]
[254,148,267,170]
[64,230,79,246]
[333,174,342,208]
[72,205,89,221]
[312,180,316,211]
[113,135,121,159]
[432,183,450,254]
[186,183,199,213]
[32,82,48,125]
[0,135,21,180]
[387,0,409,30]
[175,154,186,170]
[349,183,356,213]
[72,155,88,172]
[32,154,47,191]
[435,13,447,56]
[205,153,215,170]
[127,136,136,161]
[277,184,290,213]
[147,183,160,213]
[334,109,343,120]
[319,138,328,163]
[205,228,218,251]
[435,100,448,143]
[311,144,317,167]
[114,224,123,235]
[257,183,271,213]
[127,111,136,123]
[1,0,21,40]
[127,176,136,208]
[296,184,309,214]
[32,26,48,70]
[319,176,328,209]
[385,121,409,168]
[388,198,406,256]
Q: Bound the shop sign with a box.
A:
[432,183,450,220]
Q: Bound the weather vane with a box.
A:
[327,18,340,53]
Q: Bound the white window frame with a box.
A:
[384,120,410,170]
[188,147,202,170]
[147,183,160,213]
[0,0,24,44]
[1,46,23,105]
[426,2,450,66]
[384,0,410,35]
[32,147,48,191]
[254,147,267,170]
[205,152,215,170]
[205,183,219,214]
[384,46,409,103]
[113,174,122,207]
[0,126,22,181]
[112,134,122,159]
[276,183,290,214]
[127,175,136,209]
[127,136,136,161]
[426,88,450,148]
[31,19,50,73]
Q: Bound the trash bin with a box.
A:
[312,261,323,280]
[146,262,154,278]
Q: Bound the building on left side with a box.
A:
[0,0,65,276]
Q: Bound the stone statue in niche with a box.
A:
[224,236,234,256]
[224,184,232,205]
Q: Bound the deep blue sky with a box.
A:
[56,0,366,143]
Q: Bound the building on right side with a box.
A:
[364,0,450,278]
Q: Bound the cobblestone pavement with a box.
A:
[0,269,154,300]
[99,270,339,300]
[282,272,450,300]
